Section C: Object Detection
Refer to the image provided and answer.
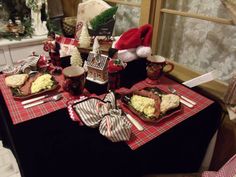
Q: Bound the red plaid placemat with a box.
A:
[0,74,84,124]
[116,76,214,150]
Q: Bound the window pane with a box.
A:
[160,0,236,83]
[113,0,141,35]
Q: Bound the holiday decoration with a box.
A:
[79,22,91,48]
[92,36,100,56]
[88,6,117,36]
[107,48,127,90]
[114,24,153,62]
[86,52,109,84]
[75,0,111,39]
[37,54,49,71]
[43,31,61,74]
[90,6,118,31]
[70,48,83,67]
[0,17,33,40]
[25,0,48,36]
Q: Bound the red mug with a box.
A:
[146,55,174,84]
[62,66,87,95]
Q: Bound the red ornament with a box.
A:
[37,55,49,70]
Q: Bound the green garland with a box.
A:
[0,18,34,41]
[26,0,41,11]
[23,18,34,37]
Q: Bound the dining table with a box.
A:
[0,59,223,177]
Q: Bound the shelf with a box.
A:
[0,35,47,47]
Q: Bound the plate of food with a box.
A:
[4,72,59,99]
[121,87,182,123]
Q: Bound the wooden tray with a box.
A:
[121,87,183,123]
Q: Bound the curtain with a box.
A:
[159,0,236,83]
[113,0,141,35]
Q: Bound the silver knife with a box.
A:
[180,98,194,108]
[21,95,49,105]
[124,112,144,131]
[21,91,63,105]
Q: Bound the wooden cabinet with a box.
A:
[0,35,48,67]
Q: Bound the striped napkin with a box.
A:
[73,92,132,142]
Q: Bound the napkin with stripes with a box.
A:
[73,92,132,142]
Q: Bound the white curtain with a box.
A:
[113,0,141,35]
[160,0,236,83]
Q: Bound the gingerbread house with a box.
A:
[86,52,108,84]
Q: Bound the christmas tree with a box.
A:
[70,48,83,67]
[79,22,91,48]
[92,36,100,57]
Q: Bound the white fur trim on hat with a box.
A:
[136,46,152,58]
[118,48,138,62]
[112,36,120,48]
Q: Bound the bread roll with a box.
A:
[160,94,180,114]
[5,74,29,88]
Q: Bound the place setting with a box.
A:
[0,1,231,177]
[0,49,201,145]
[0,38,205,149]
[145,55,197,108]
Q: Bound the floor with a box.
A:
[0,141,21,177]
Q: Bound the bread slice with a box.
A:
[5,74,29,88]
[160,94,180,114]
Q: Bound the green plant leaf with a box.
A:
[90,6,118,31]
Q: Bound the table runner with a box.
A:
[115,76,214,150]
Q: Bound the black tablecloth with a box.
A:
[0,94,222,177]
[0,59,223,177]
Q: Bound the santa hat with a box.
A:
[114,24,153,62]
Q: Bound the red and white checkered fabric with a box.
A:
[56,36,78,46]
[202,154,236,177]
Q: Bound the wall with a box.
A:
[61,0,81,17]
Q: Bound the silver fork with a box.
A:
[168,86,197,106]
[23,94,62,108]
